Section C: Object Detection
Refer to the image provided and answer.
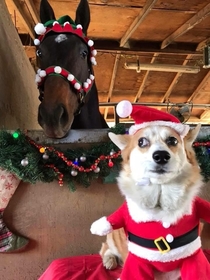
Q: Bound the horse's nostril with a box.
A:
[153,151,170,165]
[59,105,68,126]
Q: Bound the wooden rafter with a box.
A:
[104,52,121,120]
[133,53,159,103]
[161,3,210,49]
[120,0,158,47]
[161,54,193,102]
[12,0,35,39]
[200,110,210,120]
[187,71,210,102]
[24,0,40,24]
[196,38,210,51]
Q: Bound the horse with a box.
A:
[34,0,108,138]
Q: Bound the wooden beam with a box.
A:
[200,109,210,119]
[161,54,193,102]
[188,71,210,102]
[19,34,202,55]
[12,0,35,39]
[196,38,210,51]
[104,52,121,119]
[24,0,40,24]
[133,53,159,102]
[120,0,158,47]
[161,3,210,49]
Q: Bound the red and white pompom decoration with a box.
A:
[116,100,133,118]
[34,23,46,35]
[34,38,40,46]
[54,66,62,74]
[67,74,74,82]
[76,24,83,30]
[35,74,42,84]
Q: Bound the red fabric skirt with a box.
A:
[38,250,210,280]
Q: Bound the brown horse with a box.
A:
[35,0,108,138]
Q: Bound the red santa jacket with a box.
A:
[106,196,210,262]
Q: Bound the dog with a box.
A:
[90,101,210,280]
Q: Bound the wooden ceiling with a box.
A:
[5,0,210,125]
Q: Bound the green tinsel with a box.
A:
[0,125,210,191]
[0,124,126,190]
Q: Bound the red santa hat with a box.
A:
[116,100,190,137]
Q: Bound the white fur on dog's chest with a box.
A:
[126,195,192,225]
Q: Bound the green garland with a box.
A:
[0,125,210,191]
[0,125,125,191]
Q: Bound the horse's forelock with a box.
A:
[55,34,68,43]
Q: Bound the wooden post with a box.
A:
[0,0,39,130]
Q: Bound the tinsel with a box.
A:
[0,125,209,191]
[0,125,125,191]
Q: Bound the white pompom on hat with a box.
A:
[116,100,190,137]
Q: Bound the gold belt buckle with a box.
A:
[154,236,171,253]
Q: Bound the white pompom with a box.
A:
[54,66,62,74]
[52,21,59,26]
[39,70,46,77]
[37,68,41,74]
[92,49,97,56]
[91,57,97,65]
[34,38,40,46]
[88,39,94,47]
[74,82,81,90]
[87,78,91,84]
[67,74,74,81]
[34,23,46,35]
[63,22,70,26]
[76,24,83,29]
[83,82,89,89]
[35,74,42,83]
[116,100,133,118]
[89,74,95,80]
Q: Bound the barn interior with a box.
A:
[4,0,210,127]
[1,1,210,279]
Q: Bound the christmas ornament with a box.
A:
[21,158,29,166]
[0,168,28,252]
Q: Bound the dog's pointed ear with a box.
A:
[108,132,130,150]
[185,124,201,146]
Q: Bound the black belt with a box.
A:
[128,225,199,253]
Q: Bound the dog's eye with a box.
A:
[166,137,178,146]
[138,137,150,148]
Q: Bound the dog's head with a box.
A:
[109,124,202,213]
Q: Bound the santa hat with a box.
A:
[116,100,190,137]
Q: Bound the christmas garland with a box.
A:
[0,125,125,191]
[0,126,210,191]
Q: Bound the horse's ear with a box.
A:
[40,0,56,23]
[75,0,90,35]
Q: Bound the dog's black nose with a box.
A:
[152,151,170,165]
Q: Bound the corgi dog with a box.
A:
[91,122,210,280]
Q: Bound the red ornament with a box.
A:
[108,160,114,167]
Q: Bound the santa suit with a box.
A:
[106,196,210,280]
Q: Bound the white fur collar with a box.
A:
[118,170,202,225]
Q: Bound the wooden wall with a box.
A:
[1,180,123,280]
[0,0,39,130]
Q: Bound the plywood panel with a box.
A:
[1,180,123,280]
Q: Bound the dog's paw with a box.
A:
[90,216,112,236]
[102,250,118,270]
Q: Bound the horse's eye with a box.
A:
[166,136,178,146]
[138,137,150,148]
[36,50,42,57]
[81,50,88,59]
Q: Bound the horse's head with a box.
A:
[35,0,97,138]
